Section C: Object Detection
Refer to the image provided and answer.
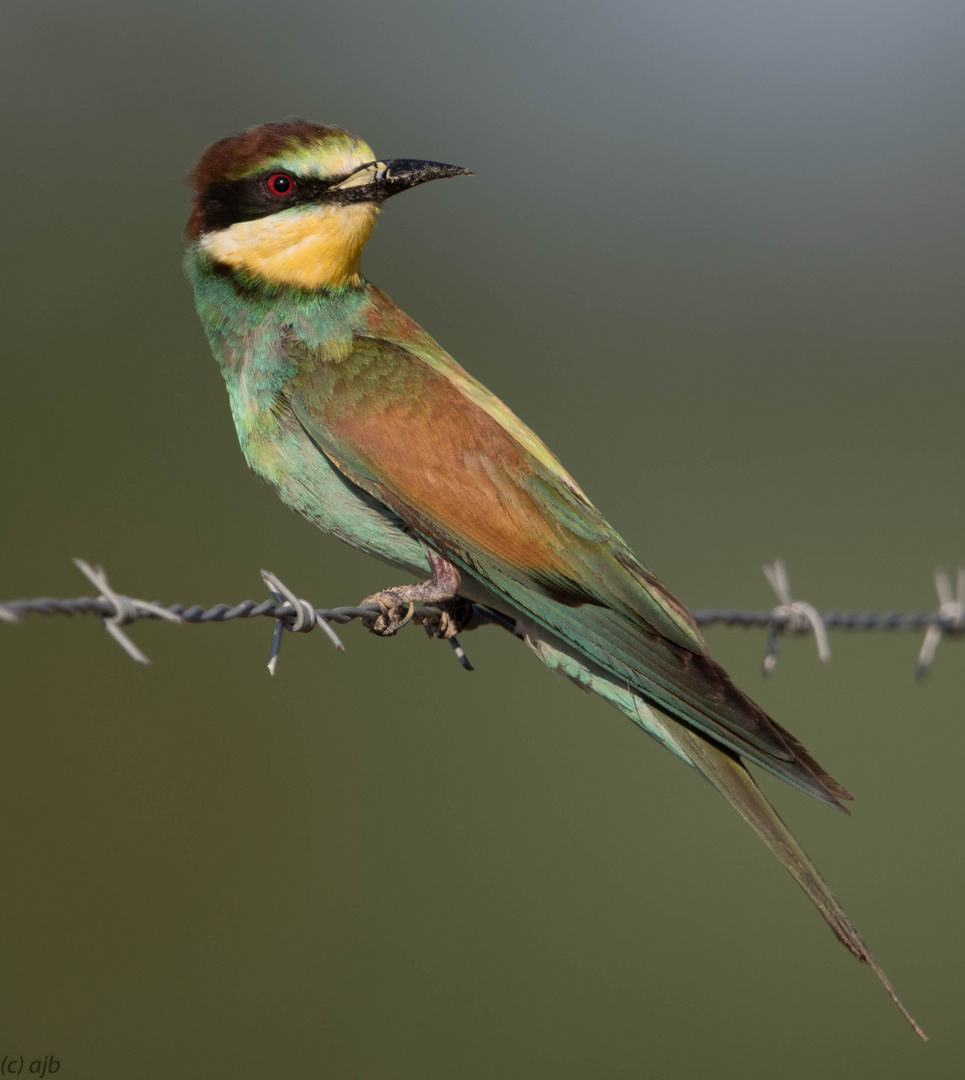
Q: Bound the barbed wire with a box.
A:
[1,558,962,679]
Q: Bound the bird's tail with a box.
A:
[666,721,927,1041]
[524,627,926,1039]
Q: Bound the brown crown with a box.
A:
[185,119,350,240]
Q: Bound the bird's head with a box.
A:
[186,119,471,291]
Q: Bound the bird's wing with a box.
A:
[283,330,849,807]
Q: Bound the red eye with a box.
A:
[266,173,294,196]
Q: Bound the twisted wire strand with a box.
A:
[1,558,961,676]
[3,595,963,632]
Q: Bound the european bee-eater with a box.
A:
[185,120,922,1037]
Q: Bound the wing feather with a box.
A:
[284,330,849,807]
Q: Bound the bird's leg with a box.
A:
[361,550,465,637]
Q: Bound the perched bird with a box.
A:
[185,119,922,1037]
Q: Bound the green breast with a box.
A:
[185,250,431,577]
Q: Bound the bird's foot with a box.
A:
[360,591,417,636]
[360,551,462,638]
[421,596,479,640]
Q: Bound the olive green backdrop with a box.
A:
[2,1,963,1077]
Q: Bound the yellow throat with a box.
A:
[200,202,380,290]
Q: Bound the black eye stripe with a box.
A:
[198,170,368,234]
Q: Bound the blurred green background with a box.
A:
[2,1,963,1076]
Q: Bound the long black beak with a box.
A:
[332,158,472,202]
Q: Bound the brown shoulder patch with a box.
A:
[302,341,577,581]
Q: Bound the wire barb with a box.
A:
[916,567,965,680]
[1,558,961,677]
[761,559,831,677]
[72,558,181,664]
[260,568,345,675]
